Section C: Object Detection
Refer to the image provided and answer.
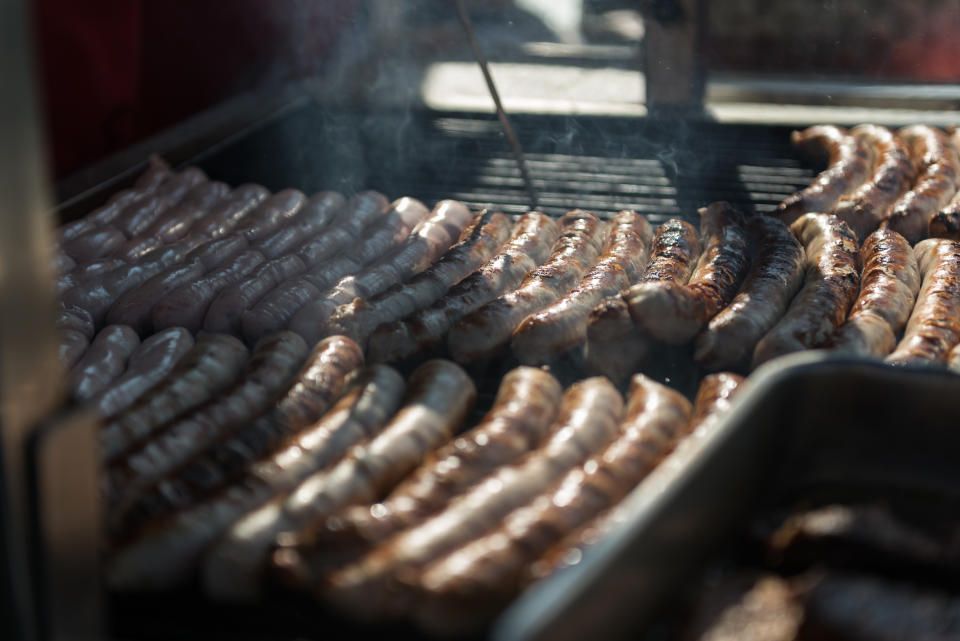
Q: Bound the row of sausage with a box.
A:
[97,328,744,633]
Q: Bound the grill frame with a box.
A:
[182,104,818,227]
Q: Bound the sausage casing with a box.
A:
[753,214,860,368]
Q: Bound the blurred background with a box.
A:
[34,0,960,180]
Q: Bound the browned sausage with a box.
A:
[231,189,306,241]
[105,364,405,592]
[124,336,363,535]
[584,217,700,382]
[204,359,474,602]
[323,210,512,346]
[753,214,860,368]
[69,325,141,401]
[61,226,127,262]
[91,327,195,418]
[775,125,874,227]
[319,376,623,620]
[105,332,309,532]
[296,366,563,570]
[512,211,654,366]
[366,211,560,364]
[150,250,267,333]
[695,215,806,371]
[289,199,469,345]
[831,229,921,357]
[191,184,271,240]
[882,125,960,244]
[414,373,692,634]
[100,333,249,460]
[528,373,745,586]
[138,181,231,244]
[252,191,347,259]
[202,192,389,335]
[626,202,750,344]
[113,167,207,237]
[833,125,916,241]
[886,238,960,366]
[243,197,430,342]
[448,211,608,363]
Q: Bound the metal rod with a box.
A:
[455,0,539,210]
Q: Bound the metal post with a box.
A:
[0,0,102,639]
[643,0,705,113]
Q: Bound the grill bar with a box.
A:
[190,106,817,226]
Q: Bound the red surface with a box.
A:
[34,0,356,178]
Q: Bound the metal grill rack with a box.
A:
[188,105,817,226]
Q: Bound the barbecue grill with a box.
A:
[5,1,960,640]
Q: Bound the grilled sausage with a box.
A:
[324,210,512,346]
[105,260,206,335]
[881,125,959,244]
[512,210,654,366]
[100,333,249,460]
[252,191,347,259]
[584,217,701,382]
[300,366,563,569]
[61,243,191,326]
[583,297,648,384]
[689,372,746,430]
[927,129,960,241]
[284,197,446,345]
[56,305,96,339]
[775,125,874,227]
[527,373,745,586]
[294,191,391,266]
[948,342,960,374]
[105,364,405,592]
[243,197,430,342]
[125,336,363,534]
[627,202,750,344]
[636,218,703,285]
[886,238,960,366]
[448,211,608,363]
[414,374,692,633]
[58,329,90,370]
[136,181,231,245]
[61,226,128,262]
[833,125,916,241]
[105,332,310,530]
[366,211,560,364]
[202,192,389,335]
[151,250,267,333]
[91,327,195,418]
[203,254,306,335]
[59,157,172,241]
[695,215,806,371]
[57,156,173,244]
[231,189,306,241]
[318,376,623,619]
[753,214,860,368]
[113,168,207,237]
[204,359,474,602]
[69,325,141,401]
[831,229,921,357]
[191,184,271,240]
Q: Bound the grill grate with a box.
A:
[190,105,817,225]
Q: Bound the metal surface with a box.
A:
[494,351,960,641]
[643,0,705,112]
